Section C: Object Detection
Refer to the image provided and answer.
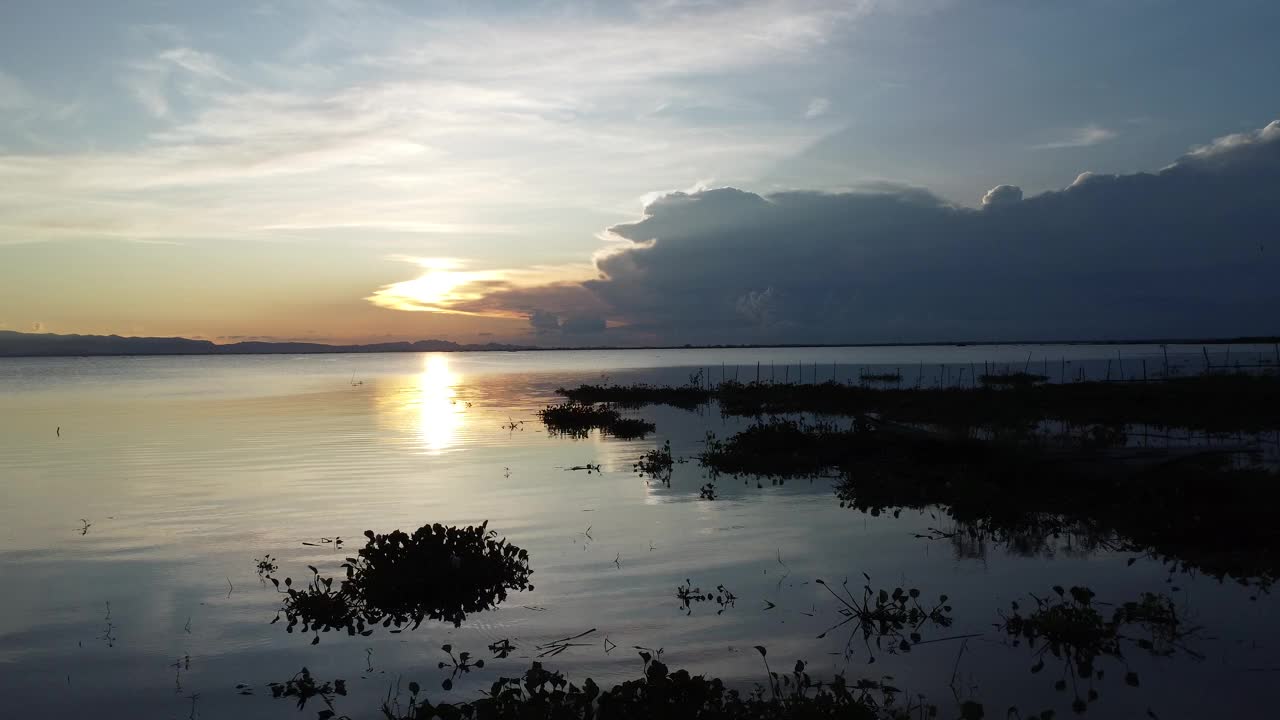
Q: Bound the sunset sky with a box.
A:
[2,0,1278,345]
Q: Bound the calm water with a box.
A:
[1,345,1276,719]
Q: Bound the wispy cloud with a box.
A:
[0,70,33,111]
[805,97,831,119]
[1032,124,1117,150]
[2,1,898,246]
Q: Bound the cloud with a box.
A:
[426,120,1280,343]
[1032,124,1117,150]
[0,70,32,111]
[805,97,831,119]
[367,257,599,317]
[735,287,779,326]
[528,309,562,334]
[980,184,1022,208]
[5,1,894,245]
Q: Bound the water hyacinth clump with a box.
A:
[274,521,533,641]
[538,402,656,439]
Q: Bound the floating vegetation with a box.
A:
[558,382,713,410]
[565,373,1280,434]
[255,554,279,579]
[267,667,346,716]
[437,644,484,691]
[859,371,904,384]
[539,402,656,439]
[979,372,1048,388]
[835,450,1280,586]
[488,638,516,659]
[676,579,737,615]
[702,418,875,478]
[699,482,717,500]
[272,522,533,642]
[98,602,116,648]
[997,586,1202,712]
[535,628,597,658]
[604,417,659,440]
[634,440,677,483]
[693,410,1280,585]
[300,536,344,549]
[566,464,602,474]
[379,651,937,720]
[815,576,953,662]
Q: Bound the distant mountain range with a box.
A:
[0,330,529,357]
[3,330,1276,358]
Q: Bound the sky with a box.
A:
[1,0,1278,345]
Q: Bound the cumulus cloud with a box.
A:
[439,120,1280,343]
[980,184,1022,208]
[529,309,562,334]
[527,309,606,336]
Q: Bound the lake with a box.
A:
[1,344,1276,719]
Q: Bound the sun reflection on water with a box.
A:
[409,354,465,453]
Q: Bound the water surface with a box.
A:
[1,346,1276,718]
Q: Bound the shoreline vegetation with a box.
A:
[2,328,1278,358]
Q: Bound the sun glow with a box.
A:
[366,256,600,317]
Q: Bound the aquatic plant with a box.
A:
[539,402,656,439]
[603,417,658,440]
[837,453,1280,587]
[273,522,533,642]
[675,579,737,615]
[267,667,347,718]
[701,417,895,479]
[996,586,1202,712]
[859,371,904,384]
[437,643,484,691]
[564,373,1280,434]
[978,372,1048,388]
[815,576,953,662]
[536,628,598,658]
[634,440,676,484]
[558,382,713,410]
[378,650,939,720]
[488,638,517,659]
[255,554,279,579]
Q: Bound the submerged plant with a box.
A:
[273,522,533,642]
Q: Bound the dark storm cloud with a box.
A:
[462,121,1280,343]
